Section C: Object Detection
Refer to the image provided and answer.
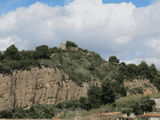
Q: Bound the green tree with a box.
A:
[87,63,95,71]
[49,47,61,53]
[115,62,126,83]
[138,61,149,78]
[88,85,102,108]
[108,56,119,64]
[132,96,155,115]
[20,50,34,60]
[0,63,11,74]
[66,41,78,48]
[4,45,21,60]
[119,62,126,74]
[79,97,91,110]
[0,52,3,60]
[34,45,50,59]
[126,64,139,79]
[148,64,158,82]
[101,77,116,104]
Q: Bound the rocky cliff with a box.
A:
[124,79,158,96]
[0,67,98,111]
[0,67,158,112]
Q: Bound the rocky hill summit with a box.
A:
[0,41,159,114]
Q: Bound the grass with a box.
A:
[149,92,160,98]
[53,93,160,120]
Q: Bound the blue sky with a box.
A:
[0,0,65,15]
[103,0,154,7]
[0,0,155,15]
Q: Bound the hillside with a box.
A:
[0,67,91,111]
[0,41,160,118]
[124,79,158,96]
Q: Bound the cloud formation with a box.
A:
[0,0,160,66]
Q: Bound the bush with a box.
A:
[20,50,34,60]
[115,96,155,115]
[56,100,80,110]
[4,45,21,60]
[66,41,78,48]
[0,52,3,60]
[49,47,62,54]
[88,85,102,108]
[101,77,117,104]
[134,87,143,94]
[9,60,40,71]
[34,45,50,59]
[79,97,91,110]
[108,56,119,64]
[69,68,91,86]
[0,63,11,74]
[0,104,57,119]
[0,110,12,118]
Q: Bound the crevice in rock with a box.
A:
[10,76,17,110]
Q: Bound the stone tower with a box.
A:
[60,42,66,50]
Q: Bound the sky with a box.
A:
[0,0,159,67]
[0,0,155,15]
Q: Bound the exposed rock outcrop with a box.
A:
[0,67,158,112]
[124,79,158,96]
[0,67,95,111]
[0,74,11,111]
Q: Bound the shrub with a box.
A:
[108,56,119,64]
[0,52,3,60]
[0,63,11,74]
[4,45,21,60]
[79,97,91,110]
[0,104,57,119]
[66,41,78,48]
[20,50,34,60]
[0,110,12,118]
[88,85,102,108]
[49,47,62,54]
[115,96,155,115]
[34,45,50,59]
[101,77,117,104]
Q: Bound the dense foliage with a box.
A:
[0,41,159,89]
[0,41,159,118]
[0,95,155,118]
[0,104,57,119]
[107,95,155,115]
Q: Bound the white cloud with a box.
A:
[0,0,160,66]
[114,36,131,44]
[125,58,160,66]
[146,38,160,52]
[0,37,13,51]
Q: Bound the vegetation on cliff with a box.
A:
[0,41,159,92]
[0,41,159,88]
[0,41,159,118]
[0,95,156,118]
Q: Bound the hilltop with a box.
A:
[0,41,159,118]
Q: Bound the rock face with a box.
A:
[124,79,158,96]
[0,67,158,111]
[0,74,11,111]
[0,67,91,111]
